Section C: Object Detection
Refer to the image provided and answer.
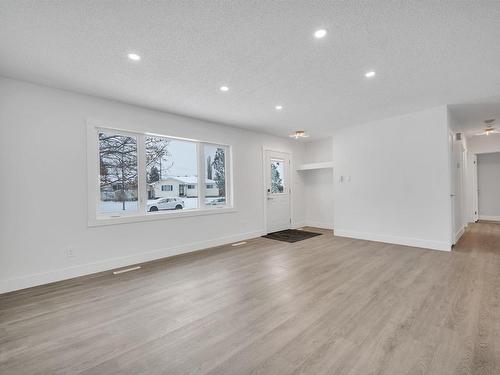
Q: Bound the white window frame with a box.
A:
[200,142,231,208]
[87,122,234,227]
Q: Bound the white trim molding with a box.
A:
[89,207,237,227]
[0,230,264,294]
[291,221,306,230]
[479,215,500,222]
[262,147,293,234]
[454,226,465,244]
[334,229,451,252]
[296,161,333,171]
[305,221,334,230]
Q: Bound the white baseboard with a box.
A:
[479,215,500,222]
[305,221,334,230]
[334,229,451,252]
[454,226,465,244]
[0,230,265,294]
[291,221,306,229]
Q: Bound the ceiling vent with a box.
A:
[455,133,462,141]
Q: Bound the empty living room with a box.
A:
[2,1,500,374]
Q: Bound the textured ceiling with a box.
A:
[449,99,500,136]
[1,1,500,139]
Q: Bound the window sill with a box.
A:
[88,206,236,227]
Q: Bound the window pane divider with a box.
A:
[197,143,206,208]
[137,133,147,213]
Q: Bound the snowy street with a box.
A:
[99,197,222,213]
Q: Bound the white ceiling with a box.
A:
[2,1,500,140]
[449,98,500,136]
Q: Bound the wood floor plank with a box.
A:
[1,224,500,374]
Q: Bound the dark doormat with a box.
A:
[263,229,322,243]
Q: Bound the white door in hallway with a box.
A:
[264,150,291,233]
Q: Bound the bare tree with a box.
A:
[99,133,138,210]
[146,136,173,180]
[99,135,174,210]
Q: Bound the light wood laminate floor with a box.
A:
[1,223,500,374]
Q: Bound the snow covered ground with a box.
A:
[180,197,198,209]
[99,196,224,213]
[99,200,138,213]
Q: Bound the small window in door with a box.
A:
[271,159,285,193]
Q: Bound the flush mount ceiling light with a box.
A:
[289,130,310,139]
[475,119,500,136]
[275,105,283,110]
[127,53,141,61]
[365,71,376,78]
[314,29,327,39]
[219,86,229,92]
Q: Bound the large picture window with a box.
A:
[89,125,232,225]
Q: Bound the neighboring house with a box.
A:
[101,182,138,201]
[149,176,219,198]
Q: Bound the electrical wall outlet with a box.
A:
[67,248,75,257]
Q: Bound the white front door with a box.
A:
[265,150,291,233]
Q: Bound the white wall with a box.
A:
[448,111,467,242]
[463,152,478,224]
[302,139,334,229]
[450,134,466,241]
[467,133,500,154]
[333,106,452,251]
[0,77,306,293]
[477,152,500,221]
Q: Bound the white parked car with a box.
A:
[148,197,184,212]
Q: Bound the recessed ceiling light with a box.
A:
[365,71,376,78]
[314,29,327,39]
[127,53,141,61]
[275,105,283,110]
[219,86,229,92]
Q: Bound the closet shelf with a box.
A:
[296,162,333,171]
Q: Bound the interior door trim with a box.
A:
[262,147,293,234]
